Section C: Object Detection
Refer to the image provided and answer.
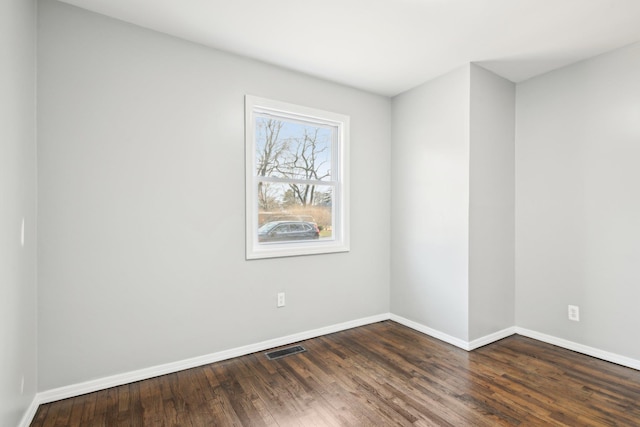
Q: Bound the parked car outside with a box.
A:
[258,221,320,243]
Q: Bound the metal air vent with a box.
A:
[265,345,306,360]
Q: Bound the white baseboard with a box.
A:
[390,314,472,350]
[515,327,640,371]
[390,314,515,351]
[21,314,640,427]
[18,396,40,427]
[391,316,640,370]
[468,326,517,350]
[36,313,391,406]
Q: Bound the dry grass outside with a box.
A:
[259,206,332,233]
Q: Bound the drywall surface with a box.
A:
[37,0,390,390]
[391,66,470,341]
[516,42,640,360]
[0,0,38,424]
[468,64,515,340]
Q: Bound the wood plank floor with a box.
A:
[31,321,640,426]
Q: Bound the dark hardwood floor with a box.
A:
[31,321,640,426]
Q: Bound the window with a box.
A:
[245,95,349,259]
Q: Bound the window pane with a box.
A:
[255,116,333,181]
[258,182,334,241]
[246,95,349,259]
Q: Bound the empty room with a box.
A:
[3,0,640,425]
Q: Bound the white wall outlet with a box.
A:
[277,292,286,308]
[568,305,580,321]
[20,375,25,395]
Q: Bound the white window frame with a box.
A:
[245,95,350,260]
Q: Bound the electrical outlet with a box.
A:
[277,292,286,308]
[568,305,580,322]
[20,375,24,395]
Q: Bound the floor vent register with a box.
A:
[265,345,307,360]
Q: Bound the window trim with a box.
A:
[245,95,350,260]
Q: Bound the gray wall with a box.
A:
[516,42,640,360]
[468,64,515,340]
[391,66,471,341]
[391,64,515,344]
[37,0,391,390]
[0,0,38,425]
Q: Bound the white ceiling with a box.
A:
[57,0,640,96]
